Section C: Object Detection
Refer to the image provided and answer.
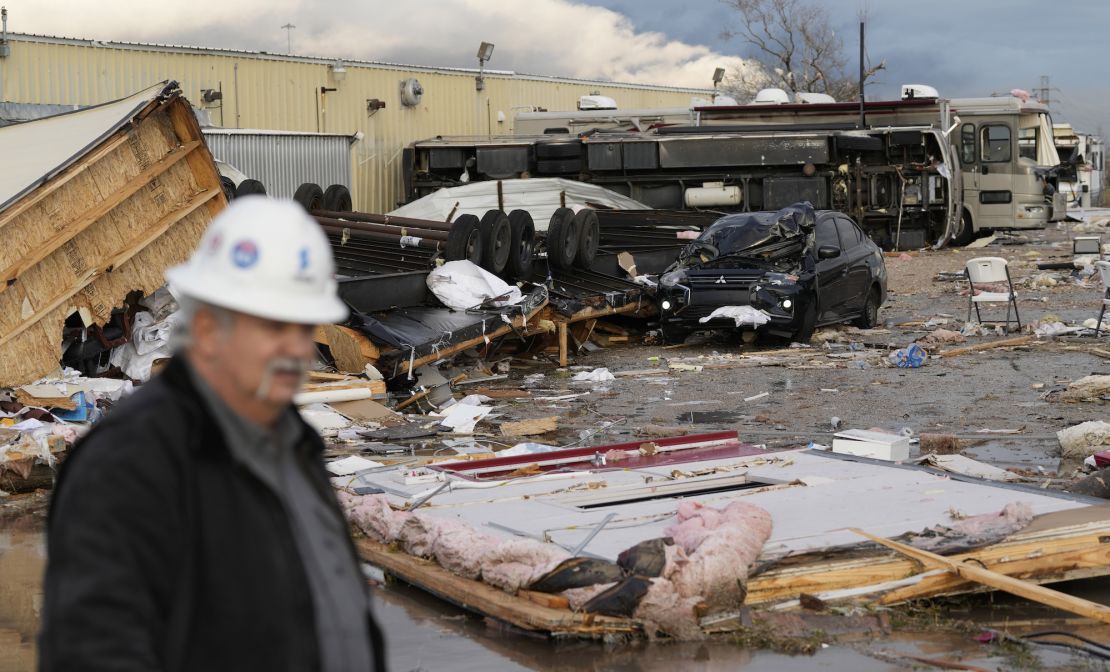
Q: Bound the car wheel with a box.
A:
[445,214,483,264]
[795,300,818,343]
[854,286,881,329]
[660,324,690,345]
[951,211,975,247]
[479,210,512,275]
[506,210,536,280]
[573,209,599,270]
[546,207,579,269]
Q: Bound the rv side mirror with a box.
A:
[817,245,841,260]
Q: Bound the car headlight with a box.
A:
[660,270,687,288]
[782,298,793,309]
[661,299,673,311]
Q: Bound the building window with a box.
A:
[981,125,1012,163]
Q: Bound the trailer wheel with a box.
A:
[506,210,536,280]
[323,184,353,212]
[235,179,266,197]
[951,210,975,247]
[479,210,512,275]
[219,176,237,202]
[546,207,579,269]
[293,183,324,212]
[445,214,483,264]
[572,208,599,269]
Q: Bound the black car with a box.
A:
[656,203,887,343]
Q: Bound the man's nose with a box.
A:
[276,323,317,358]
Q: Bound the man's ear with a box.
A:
[190,308,221,359]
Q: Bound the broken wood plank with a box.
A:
[470,387,530,399]
[501,416,558,437]
[316,323,381,373]
[355,538,638,636]
[306,371,358,382]
[1090,348,1110,360]
[939,335,1035,358]
[301,380,386,396]
[519,590,570,610]
[849,527,1110,625]
[394,388,432,412]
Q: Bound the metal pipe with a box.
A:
[315,215,451,241]
[233,62,241,129]
[312,209,456,232]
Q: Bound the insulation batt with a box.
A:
[337,492,410,544]
[431,519,501,580]
[480,539,570,594]
[562,583,616,611]
[398,515,447,558]
[670,503,773,611]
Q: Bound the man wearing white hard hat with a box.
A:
[40,197,386,671]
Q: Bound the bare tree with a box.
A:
[720,0,884,103]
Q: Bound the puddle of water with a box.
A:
[675,410,746,424]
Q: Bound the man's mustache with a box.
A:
[255,357,310,399]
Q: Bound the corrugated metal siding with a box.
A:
[0,35,709,212]
[203,131,352,199]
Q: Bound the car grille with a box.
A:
[685,270,764,290]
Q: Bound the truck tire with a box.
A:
[219,176,237,202]
[546,207,579,270]
[293,183,324,212]
[951,210,975,247]
[506,210,536,280]
[235,179,266,197]
[573,208,599,269]
[445,214,483,264]
[323,184,353,212]
[479,210,512,275]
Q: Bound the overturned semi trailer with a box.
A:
[404,126,960,251]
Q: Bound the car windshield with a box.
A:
[676,202,816,268]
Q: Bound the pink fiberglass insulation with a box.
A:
[669,501,773,612]
[338,492,410,544]
[431,519,502,580]
[633,578,705,641]
[481,539,570,594]
[398,515,448,558]
[949,501,1033,538]
[664,499,767,555]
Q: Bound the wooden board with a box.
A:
[315,324,381,373]
[0,90,224,386]
[500,416,558,437]
[355,537,639,637]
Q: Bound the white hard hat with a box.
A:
[166,196,348,324]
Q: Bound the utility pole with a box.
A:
[281,23,295,54]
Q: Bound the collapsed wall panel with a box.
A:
[0,83,225,386]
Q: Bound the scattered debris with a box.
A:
[500,416,559,437]
[1057,421,1110,459]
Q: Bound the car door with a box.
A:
[834,217,872,314]
[814,213,849,322]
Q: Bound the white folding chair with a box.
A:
[965,256,1021,330]
[1096,261,1110,337]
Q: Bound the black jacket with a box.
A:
[39,356,386,671]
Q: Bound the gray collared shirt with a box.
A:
[186,360,372,671]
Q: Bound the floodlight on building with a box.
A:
[331,61,347,83]
[712,67,727,101]
[476,41,495,92]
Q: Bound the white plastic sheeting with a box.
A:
[698,306,771,327]
[389,178,649,232]
[426,260,522,311]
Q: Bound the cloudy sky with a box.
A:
[4,0,1106,131]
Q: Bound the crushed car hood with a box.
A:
[673,202,816,271]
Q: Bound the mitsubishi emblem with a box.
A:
[714,275,727,284]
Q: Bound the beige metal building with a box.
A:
[0,33,710,212]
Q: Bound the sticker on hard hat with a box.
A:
[298,247,310,272]
[231,240,259,268]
